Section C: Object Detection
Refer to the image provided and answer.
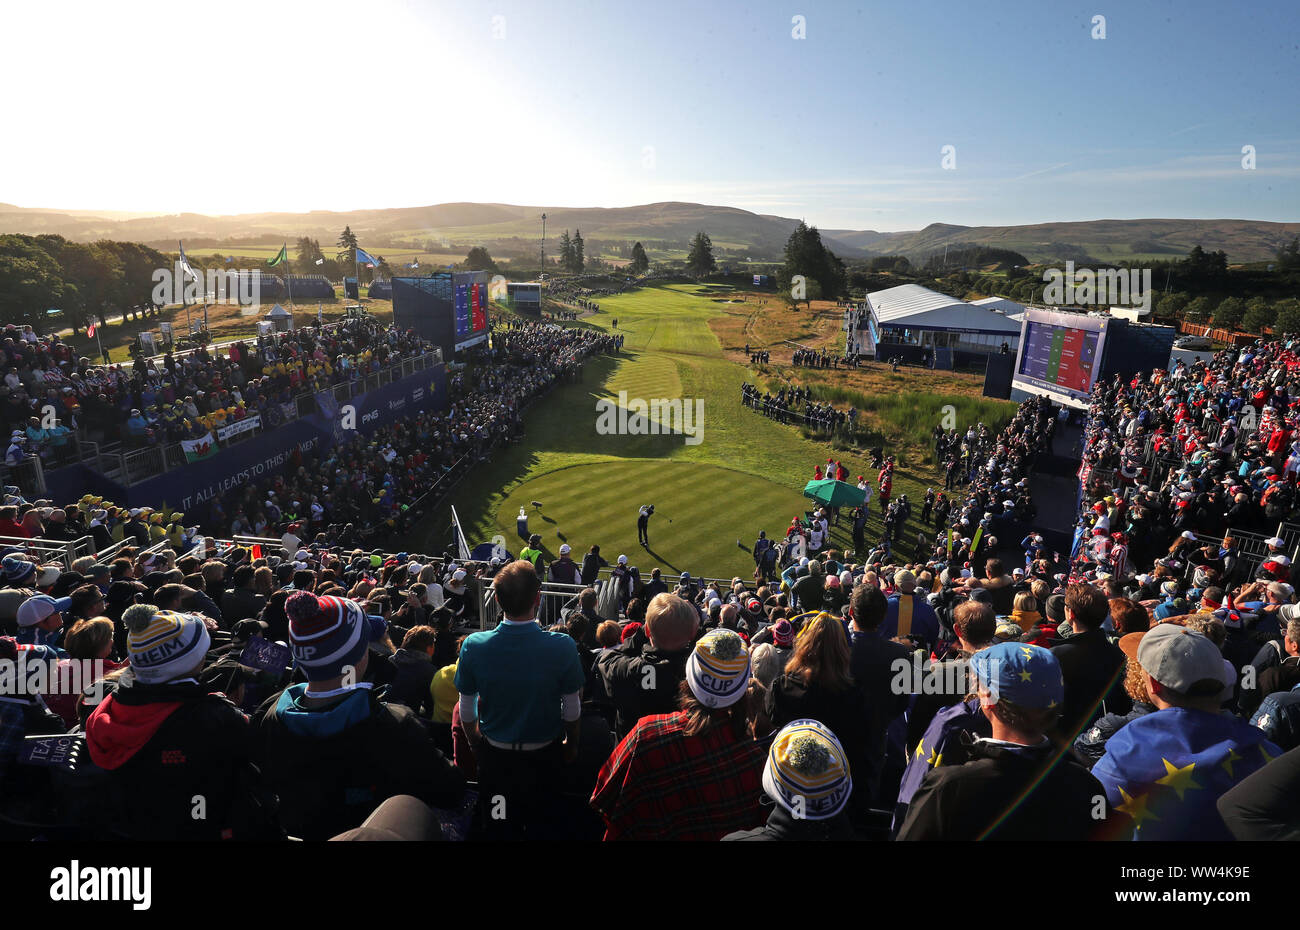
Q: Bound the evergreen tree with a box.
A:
[781,220,845,302]
[630,241,649,274]
[686,230,716,277]
[336,226,358,264]
[572,229,585,273]
[558,231,573,272]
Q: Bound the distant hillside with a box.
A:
[0,202,1293,264]
[845,219,1300,265]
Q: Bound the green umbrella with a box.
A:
[802,478,867,508]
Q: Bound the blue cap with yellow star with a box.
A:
[970,642,1065,709]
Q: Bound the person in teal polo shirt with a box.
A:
[456,558,584,839]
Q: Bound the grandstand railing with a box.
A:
[476,580,584,630]
[1278,522,1300,557]
[1179,527,1290,585]
[231,534,283,550]
[90,350,442,487]
[0,534,100,571]
[0,453,47,500]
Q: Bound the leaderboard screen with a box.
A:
[452,279,489,351]
[1012,308,1108,406]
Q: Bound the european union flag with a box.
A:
[892,698,989,831]
[1091,706,1280,840]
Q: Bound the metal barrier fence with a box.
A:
[0,534,99,570]
[1179,527,1294,586]
[478,580,586,631]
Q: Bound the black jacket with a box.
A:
[254,685,464,841]
[1051,628,1130,739]
[791,574,824,612]
[849,631,913,802]
[1217,744,1300,841]
[766,673,874,814]
[84,676,279,841]
[896,737,1105,840]
[221,586,266,625]
[723,804,861,841]
[387,648,437,717]
[580,553,607,586]
[593,634,690,738]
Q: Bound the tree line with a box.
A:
[0,233,169,333]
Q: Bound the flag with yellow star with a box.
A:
[892,697,990,831]
[1091,706,1279,840]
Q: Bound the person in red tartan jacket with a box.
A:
[590,626,765,841]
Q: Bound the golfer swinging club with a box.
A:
[638,504,654,547]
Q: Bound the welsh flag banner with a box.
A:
[181,432,217,463]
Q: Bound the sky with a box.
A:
[1,0,1296,231]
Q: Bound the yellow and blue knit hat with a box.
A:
[686,628,751,708]
[762,719,853,820]
[123,605,211,685]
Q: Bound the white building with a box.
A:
[868,284,1023,354]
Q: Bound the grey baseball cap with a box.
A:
[1137,623,1231,694]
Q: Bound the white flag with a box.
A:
[178,241,202,284]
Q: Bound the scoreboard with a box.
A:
[1012,308,1110,407]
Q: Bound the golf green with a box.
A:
[410,283,977,577]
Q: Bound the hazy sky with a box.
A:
[2,0,1296,231]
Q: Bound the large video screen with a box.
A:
[1011,308,1109,407]
[453,281,489,351]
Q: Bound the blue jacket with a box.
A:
[1250,685,1300,751]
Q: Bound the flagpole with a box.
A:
[180,241,192,339]
[281,243,293,308]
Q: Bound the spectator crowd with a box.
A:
[1,335,1300,842]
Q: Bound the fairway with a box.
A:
[412,283,1012,578]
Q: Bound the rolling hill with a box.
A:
[824,218,1300,265]
[0,200,1294,264]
